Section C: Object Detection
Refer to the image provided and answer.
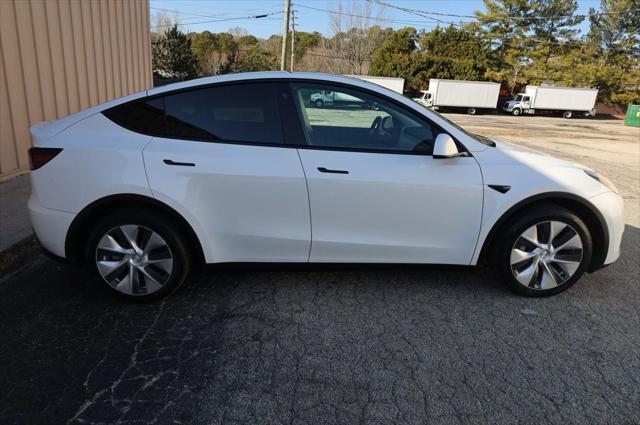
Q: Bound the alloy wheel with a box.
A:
[95,225,173,295]
[510,220,583,290]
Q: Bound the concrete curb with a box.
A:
[0,236,40,279]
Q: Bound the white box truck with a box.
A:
[309,76,405,109]
[309,90,369,108]
[348,75,405,94]
[413,79,500,115]
[503,85,598,118]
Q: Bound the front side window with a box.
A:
[163,83,282,144]
[290,83,441,154]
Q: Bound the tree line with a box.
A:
[151,0,639,104]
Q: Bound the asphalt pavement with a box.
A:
[0,225,639,424]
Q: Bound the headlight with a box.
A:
[584,169,619,194]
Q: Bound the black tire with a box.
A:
[512,108,521,116]
[87,208,192,301]
[563,111,573,119]
[494,203,592,297]
[315,99,323,108]
[467,108,477,115]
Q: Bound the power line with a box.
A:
[366,0,637,52]
[366,0,639,21]
[151,11,283,29]
[150,7,278,20]
[365,0,463,27]
[295,4,470,28]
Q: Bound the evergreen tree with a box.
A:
[370,27,419,85]
[418,26,492,81]
[152,25,198,79]
[474,0,530,70]
[528,0,584,68]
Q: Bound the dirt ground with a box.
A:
[446,113,640,227]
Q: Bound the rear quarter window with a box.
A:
[103,82,283,145]
[103,97,165,135]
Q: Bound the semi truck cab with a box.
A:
[503,94,530,115]
[413,90,433,107]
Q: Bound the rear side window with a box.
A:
[103,83,283,145]
[164,83,282,144]
[103,97,165,134]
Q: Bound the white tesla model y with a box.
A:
[28,72,624,300]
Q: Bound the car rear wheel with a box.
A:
[88,208,191,300]
[495,204,592,297]
[563,111,573,119]
[315,99,323,108]
[467,108,477,115]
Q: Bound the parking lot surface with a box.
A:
[1,114,638,424]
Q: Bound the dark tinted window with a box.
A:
[290,83,442,154]
[103,97,165,134]
[164,83,282,144]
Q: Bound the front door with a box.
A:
[289,82,483,264]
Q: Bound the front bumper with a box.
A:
[28,194,75,259]
[589,190,625,266]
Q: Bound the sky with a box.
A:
[149,0,600,38]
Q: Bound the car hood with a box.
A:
[491,138,584,169]
[473,137,608,199]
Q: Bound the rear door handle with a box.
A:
[163,159,195,167]
[317,167,349,174]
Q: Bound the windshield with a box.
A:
[426,107,495,147]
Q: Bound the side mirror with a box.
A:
[433,134,463,159]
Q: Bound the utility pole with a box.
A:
[290,9,295,72]
[280,0,291,71]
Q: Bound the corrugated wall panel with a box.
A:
[0,0,31,172]
[0,0,152,180]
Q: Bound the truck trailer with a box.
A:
[348,75,405,94]
[413,79,500,115]
[503,85,598,118]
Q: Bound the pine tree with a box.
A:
[474,0,530,70]
[152,25,198,79]
[528,0,584,68]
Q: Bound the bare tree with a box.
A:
[228,26,250,38]
[151,10,182,44]
[327,0,387,75]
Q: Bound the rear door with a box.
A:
[142,82,311,263]
[288,82,484,264]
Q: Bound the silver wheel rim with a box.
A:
[510,220,583,290]
[95,225,173,296]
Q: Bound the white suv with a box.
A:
[28,72,624,300]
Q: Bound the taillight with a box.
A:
[29,147,63,170]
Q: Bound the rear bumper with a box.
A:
[589,191,625,267]
[28,195,75,259]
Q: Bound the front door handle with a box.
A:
[317,167,349,174]
[163,159,195,167]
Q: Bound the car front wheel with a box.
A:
[88,208,192,300]
[495,204,592,297]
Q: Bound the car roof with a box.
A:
[145,71,389,97]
